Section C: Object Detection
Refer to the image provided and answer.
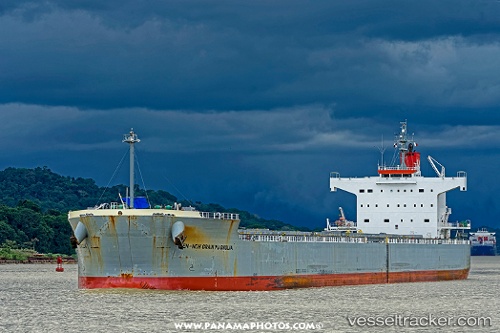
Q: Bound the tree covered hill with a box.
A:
[0,167,302,255]
[0,166,136,212]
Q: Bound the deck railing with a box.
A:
[377,166,418,172]
[89,202,239,220]
[238,232,469,244]
[200,212,240,220]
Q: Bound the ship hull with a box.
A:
[69,209,471,291]
[471,245,497,256]
[78,269,470,291]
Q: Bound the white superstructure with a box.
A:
[469,228,496,246]
[330,121,470,239]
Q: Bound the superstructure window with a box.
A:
[424,219,430,223]
[395,225,399,230]
[364,219,370,223]
[419,189,424,193]
[367,189,373,193]
[359,189,365,193]
[384,219,390,223]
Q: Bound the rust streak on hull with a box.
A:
[183,225,211,244]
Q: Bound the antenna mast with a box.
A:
[376,135,386,167]
[123,129,140,208]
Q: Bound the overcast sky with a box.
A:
[1,1,500,229]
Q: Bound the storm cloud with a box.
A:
[1,1,499,228]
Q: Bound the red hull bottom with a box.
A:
[79,269,469,291]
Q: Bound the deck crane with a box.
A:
[427,155,445,178]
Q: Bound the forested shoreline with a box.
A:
[0,167,303,257]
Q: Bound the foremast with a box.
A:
[123,129,140,208]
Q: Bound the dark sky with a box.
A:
[1,1,499,229]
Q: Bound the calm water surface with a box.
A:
[0,257,498,333]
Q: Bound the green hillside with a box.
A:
[0,167,303,255]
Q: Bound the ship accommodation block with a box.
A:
[330,172,467,238]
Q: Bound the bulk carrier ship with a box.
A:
[68,121,471,290]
